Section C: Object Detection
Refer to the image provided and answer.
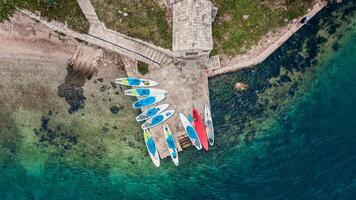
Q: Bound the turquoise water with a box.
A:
[1,2,356,200]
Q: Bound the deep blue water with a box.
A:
[230,27,356,199]
[1,2,356,200]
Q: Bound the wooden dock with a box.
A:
[123,59,210,158]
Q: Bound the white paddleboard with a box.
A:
[136,104,169,122]
[132,94,165,109]
[143,129,160,167]
[142,110,175,129]
[115,77,158,87]
[163,124,179,166]
[205,104,214,146]
[179,113,202,150]
[124,88,168,97]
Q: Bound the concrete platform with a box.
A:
[124,59,210,158]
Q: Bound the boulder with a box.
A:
[234,82,249,91]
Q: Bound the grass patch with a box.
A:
[212,0,314,56]
[0,0,89,33]
[91,0,172,49]
[137,61,149,75]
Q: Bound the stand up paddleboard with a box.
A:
[124,88,168,97]
[179,113,202,150]
[143,129,160,167]
[142,110,175,129]
[132,94,165,109]
[204,104,214,146]
[163,124,179,166]
[193,109,209,151]
[115,77,158,87]
[136,104,169,122]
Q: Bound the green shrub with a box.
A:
[137,62,149,75]
[91,0,172,49]
[0,0,89,33]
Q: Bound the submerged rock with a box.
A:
[332,42,340,51]
[99,85,108,92]
[102,127,109,133]
[41,116,50,130]
[57,83,86,114]
[246,132,255,143]
[110,81,117,89]
[110,106,122,114]
[34,114,78,151]
[234,82,249,91]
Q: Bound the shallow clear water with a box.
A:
[1,3,356,200]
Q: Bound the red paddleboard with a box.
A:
[192,109,209,151]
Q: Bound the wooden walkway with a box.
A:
[19,1,173,67]
[76,0,173,67]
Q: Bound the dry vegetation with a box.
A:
[212,0,315,56]
[91,0,172,49]
[0,0,89,33]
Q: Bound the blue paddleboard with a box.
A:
[132,94,165,109]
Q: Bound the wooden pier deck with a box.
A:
[124,59,210,158]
